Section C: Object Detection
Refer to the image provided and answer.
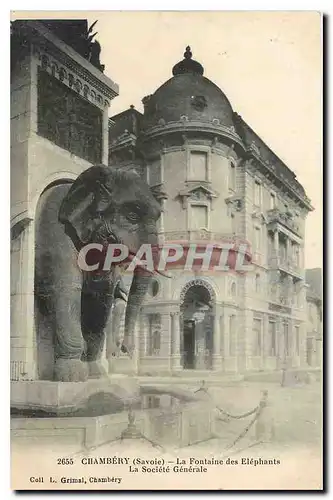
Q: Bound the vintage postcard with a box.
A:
[10,11,323,491]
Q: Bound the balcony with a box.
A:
[267,208,301,238]
[268,251,303,279]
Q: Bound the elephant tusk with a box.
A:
[155,269,173,279]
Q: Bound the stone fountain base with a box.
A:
[11,401,216,453]
[10,375,140,416]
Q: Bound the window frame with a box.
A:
[188,201,210,231]
[186,146,212,183]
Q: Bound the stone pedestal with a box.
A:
[11,375,140,415]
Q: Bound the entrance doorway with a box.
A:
[183,320,195,369]
[180,280,215,370]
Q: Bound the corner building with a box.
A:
[109,47,313,375]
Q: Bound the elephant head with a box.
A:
[58,164,163,355]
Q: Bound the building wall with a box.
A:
[10,23,118,381]
[306,297,322,368]
[125,132,310,376]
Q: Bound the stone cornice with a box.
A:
[246,146,313,211]
[24,20,119,102]
[140,120,245,151]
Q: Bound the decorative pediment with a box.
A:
[178,183,219,208]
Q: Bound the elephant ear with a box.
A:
[58,164,112,247]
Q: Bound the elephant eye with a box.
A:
[126,211,141,223]
[123,202,146,223]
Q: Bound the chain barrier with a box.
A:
[194,381,260,420]
[194,383,270,452]
[70,389,271,458]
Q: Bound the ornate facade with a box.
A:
[11,22,314,381]
[108,46,314,375]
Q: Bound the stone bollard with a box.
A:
[255,390,275,443]
[121,406,141,440]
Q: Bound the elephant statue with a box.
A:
[34,165,162,382]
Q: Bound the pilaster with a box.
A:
[212,312,222,370]
[171,312,182,371]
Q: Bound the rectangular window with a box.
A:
[189,151,208,181]
[270,193,276,209]
[295,326,300,356]
[147,314,161,356]
[229,315,236,356]
[253,318,262,356]
[229,163,236,191]
[254,180,262,207]
[268,321,277,356]
[37,68,102,164]
[190,205,208,230]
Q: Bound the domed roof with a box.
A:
[142,46,235,130]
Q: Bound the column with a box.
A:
[263,314,269,370]
[220,315,225,366]
[286,237,291,267]
[171,312,182,371]
[276,317,283,371]
[212,312,222,371]
[157,312,171,372]
[159,199,165,234]
[10,221,37,381]
[274,230,279,253]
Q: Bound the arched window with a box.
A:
[147,314,161,356]
[149,279,160,298]
[230,281,236,298]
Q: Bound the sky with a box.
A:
[12,11,323,269]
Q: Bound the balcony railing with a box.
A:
[267,208,301,236]
[268,251,302,278]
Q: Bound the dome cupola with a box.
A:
[141,46,237,133]
[172,46,204,76]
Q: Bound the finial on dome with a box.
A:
[172,46,204,76]
[184,46,192,59]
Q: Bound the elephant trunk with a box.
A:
[123,270,151,354]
